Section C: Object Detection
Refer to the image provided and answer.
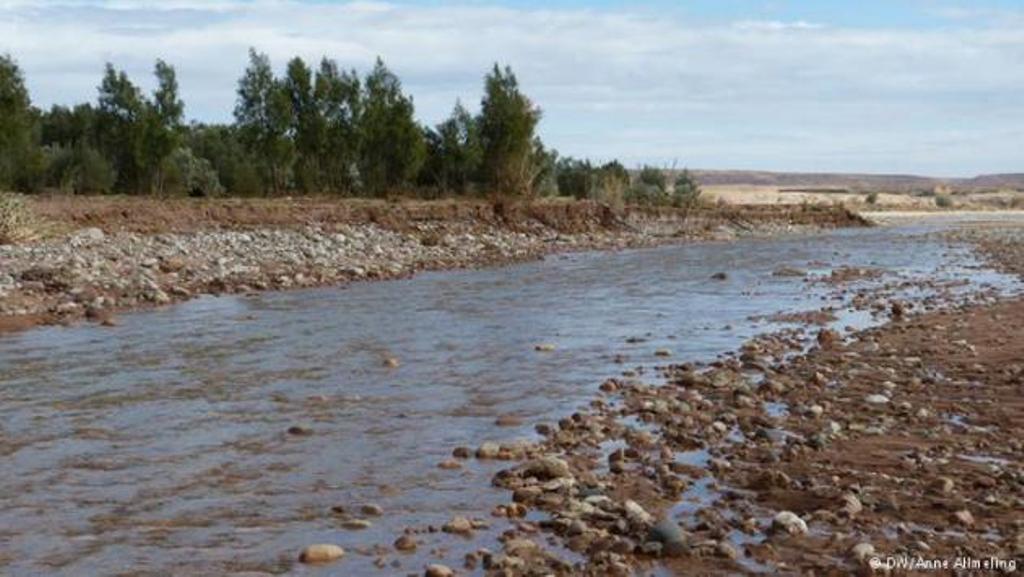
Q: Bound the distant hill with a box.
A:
[689,170,1024,193]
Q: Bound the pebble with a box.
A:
[360,504,383,516]
[476,442,501,459]
[394,535,417,552]
[425,565,455,577]
[443,516,474,535]
[299,544,345,564]
[648,518,689,557]
[770,511,809,536]
[850,542,875,563]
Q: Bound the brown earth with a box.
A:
[25,195,866,235]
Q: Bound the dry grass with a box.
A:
[0,191,46,244]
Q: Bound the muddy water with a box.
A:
[0,223,1016,576]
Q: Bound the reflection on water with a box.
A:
[0,223,1015,576]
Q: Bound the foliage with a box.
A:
[423,101,482,195]
[555,157,594,200]
[671,169,701,207]
[235,49,294,194]
[479,65,541,196]
[934,193,953,208]
[315,58,361,194]
[0,55,44,191]
[163,147,224,196]
[1,49,641,201]
[358,58,426,196]
[627,166,669,205]
[865,191,879,205]
[45,144,116,194]
[186,124,261,195]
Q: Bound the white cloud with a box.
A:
[2,1,1022,175]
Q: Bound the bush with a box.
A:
[163,147,224,196]
[865,191,879,205]
[0,192,40,244]
[672,169,701,208]
[935,193,953,208]
[46,145,116,194]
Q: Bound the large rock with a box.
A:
[520,456,572,480]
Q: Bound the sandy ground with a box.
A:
[704,185,1024,210]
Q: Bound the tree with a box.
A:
[315,58,361,194]
[234,48,294,194]
[628,165,669,205]
[423,100,482,194]
[284,56,323,193]
[142,59,184,193]
[478,64,540,196]
[187,123,261,195]
[358,58,425,195]
[0,54,44,191]
[672,169,702,208]
[96,63,146,192]
[555,156,594,199]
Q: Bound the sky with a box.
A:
[2,0,1022,176]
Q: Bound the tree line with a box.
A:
[0,51,699,204]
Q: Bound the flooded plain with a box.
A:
[0,221,1016,576]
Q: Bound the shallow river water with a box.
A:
[0,221,1017,576]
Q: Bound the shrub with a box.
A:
[671,169,701,208]
[865,191,879,205]
[934,193,954,208]
[0,192,40,244]
[163,147,224,196]
[46,145,116,194]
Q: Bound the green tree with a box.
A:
[423,100,482,194]
[284,56,323,193]
[358,58,425,196]
[628,165,669,205]
[555,156,594,199]
[96,63,146,192]
[142,60,184,193]
[235,49,294,194]
[315,58,361,194]
[187,123,261,195]
[672,169,701,208]
[478,64,541,196]
[0,54,45,191]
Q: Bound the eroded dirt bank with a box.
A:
[448,225,1023,576]
[0,198,864,333]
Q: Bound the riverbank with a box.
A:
[465,222,1023,576]
[0,197,865,334]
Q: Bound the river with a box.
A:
[0,220,1016,576]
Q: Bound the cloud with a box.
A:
[2,0,1022,175]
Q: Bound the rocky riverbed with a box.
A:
[440,223,1024,576]
[0,199,862,333]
